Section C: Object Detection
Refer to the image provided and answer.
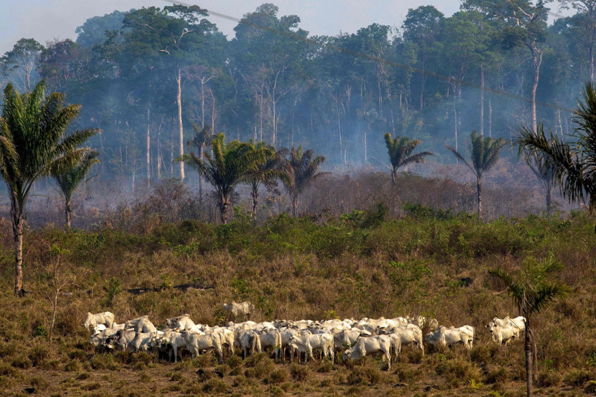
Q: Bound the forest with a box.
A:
[1,0,594,186]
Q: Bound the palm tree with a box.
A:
[281,147,328,217]
[0,81,98,296]
[187,124,212,197]
[54,151,100,228]
[489,255,568,397]
[446,131,507,218]
[178,133,269,224]
[516,83,596,212]
[384,133,433,183]
[243,143,287,224]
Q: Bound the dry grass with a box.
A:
[0,203,594,396]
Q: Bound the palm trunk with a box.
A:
[12,199,24,297]
[546,184,552,216]
[477,178,482,220]
[219,194,228,224]
[176,68,185,181]
[65,197,72,228]
[291,194,298,217]
[391,169,396,184]
[590,42,594,83]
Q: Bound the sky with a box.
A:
[0,0,464,54]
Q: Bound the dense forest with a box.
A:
[1,0,594,186]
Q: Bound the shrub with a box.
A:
[11,355,32,369]
[64,360,81,372]
[290,363,309,382]
[268,369,288,384]
[317,359,333,373]
[202,378,227,394]
[347,366,382,385]
[29,375,49,391]
[536,370,562,388]
[485,367,508,384]
[564,369,592,387]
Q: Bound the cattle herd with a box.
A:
[83,302,527,370]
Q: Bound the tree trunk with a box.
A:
[477,178,482,220]
[219,194,229,224]
[529,43,542,133]
[199,145,204,197]
[291,194,298,217]
[454,107,459,165]
[146,100,151,189]
[525,321,533,397]
[480,65,485,136]
[12,200,24,297]
[176,68,185,181]
[391,169,396,184]
[65,197,72,229]
[489,97,493,138]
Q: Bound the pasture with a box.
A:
[0,210,595,396]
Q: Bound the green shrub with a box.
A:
[268,369,288,384]
[202,378,227,394]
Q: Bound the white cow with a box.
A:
[343,335,392,370]
[258,329,283,362]
[181,331,224,363]
[152,330,187,362]
[289,332,334,363]
[486,319,520,345]
[389,324,424,355]
[237,329,262,359]
[222,301,254,320]
[125,316,157,333]
[425,325,475,349]
[165,314,197,331]
[83,312,115,332]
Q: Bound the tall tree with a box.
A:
[462,0,549,132]
[384,133,433,183]
[54,151,100,228]
[446,131,507,218]
[560,0,596,82]
[280,147,327,217]
[516,82,596,212]
[0,81,97,296]
[178,133,268,224]
[1,38,44,92]
[489,255,568,397]
[122,5,218,181]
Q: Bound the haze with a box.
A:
[0,0,462,54]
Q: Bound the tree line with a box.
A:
[1,1,596,185]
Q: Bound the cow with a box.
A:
[486,319,520,345]
[181,331,224,363]
[387,324,424,356]
[289,332,334,363]
[425,325,475,349]
[165,314,197,331]
[222,301,254,321]
[125,316,157,333]
[258,328,283,362]
[83,312,115,332]
[237,329,262,359]
[343,335,392,370]
[152,330,187,362]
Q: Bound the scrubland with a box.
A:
[0,171,594,396]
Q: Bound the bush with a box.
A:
[289,363,309,382]
[317,359,333,373]
[29,375,49,391]
[537,370,562,388]
[565,369,592,387]
[202,378,227,394]
[268,369,288,384]
[347,366,382,385]
[485,367,508,384]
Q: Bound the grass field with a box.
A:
[0,208,595,396]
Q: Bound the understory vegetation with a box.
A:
[0,205,595,396]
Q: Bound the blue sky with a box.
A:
[1,0,465,54]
